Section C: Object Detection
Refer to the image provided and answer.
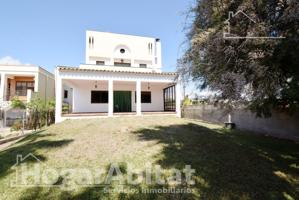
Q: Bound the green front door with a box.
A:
[113,91,132,112]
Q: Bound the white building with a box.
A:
[0,64,55,106]
[85,31,162,70]
[0,65,54,127]
[55,31,181,122]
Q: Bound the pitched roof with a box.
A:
[57,66,177,76]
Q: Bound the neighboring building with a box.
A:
[55,31,181,123]
[0,64,55,107]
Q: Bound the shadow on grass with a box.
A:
[15,130,49,144]
[133,123,299,199]
[0,130,73,180]
[8,122,299,200]
[19,183,195,200]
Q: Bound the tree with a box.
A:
[180,0,299,117]
[26,96,55,130]
[11,97,26,109]
[10,97,26,133]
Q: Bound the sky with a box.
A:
[0,0,193,74]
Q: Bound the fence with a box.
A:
[182,104,299,141]
[4,108,26,127]
[0,108,55,130]
[0,109,4,128]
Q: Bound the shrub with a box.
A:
[11,97,26,109]
[62,103,69,114]
[27,97,55,130]
[182,96,192,106]
[10,120,23,132]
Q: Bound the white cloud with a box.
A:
[0,56,22,65]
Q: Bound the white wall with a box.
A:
[131,84,164,112]
[85,31,162,70]
[72,81,108,113]
[0,64,55,101]
[62,84,72,104]
[183,105,299,141]
[70,80,165,113]
[37,70,55,101]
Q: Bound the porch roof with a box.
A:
[57,66,177,76]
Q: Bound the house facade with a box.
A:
[0,65,55,127]
[55,31,181,123]
[0,64,55,107]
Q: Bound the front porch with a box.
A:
[0,73,37,103]
[60,80,177,116]
[55,67,181,122]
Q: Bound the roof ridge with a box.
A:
[57,66,177,75]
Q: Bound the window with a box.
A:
[139,64,147,68]
[114,62,131,67]
[120,49,125,53]
[135,91,151,103]
[96,61,105,65]
[91,91,108,103]
[141,92,151,103]
[15,81,34,96]
[148,43,153,55]
[163,85,176,111]
[64,90,68,99]
[89,36,94,49]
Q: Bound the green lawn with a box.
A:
[0,116,298,200]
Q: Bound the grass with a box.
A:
[0,116,298,200]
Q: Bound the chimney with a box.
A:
[155,38,162,68]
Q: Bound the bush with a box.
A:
[26,97,55,130]
[10,120,23,132]
[11,97,26,109]
[182,96,192,106]
[62,103,69,114]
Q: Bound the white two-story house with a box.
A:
[0,64,55,107]
[0,65,55,127]
[55,31,181,122]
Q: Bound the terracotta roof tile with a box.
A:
[57,66,177,76]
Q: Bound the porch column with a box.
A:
[34,73,39,92]
[26,90,33,103]
[136,80,141,115]
[71,88,75,113]
[108,79,113,117]
[0,73,5,101]
[55,72,62,123]
[175,81,181,117]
